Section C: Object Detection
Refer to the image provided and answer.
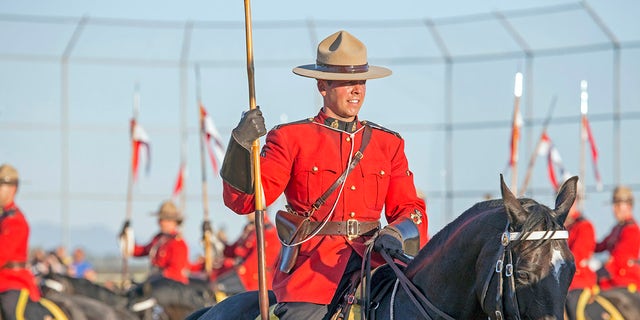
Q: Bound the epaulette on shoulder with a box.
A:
[272,118,314,130]
[361,120,402,138]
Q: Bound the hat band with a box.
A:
[315,62,369,74]
[0,178,17,185]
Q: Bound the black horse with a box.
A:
[189,174,578,320]
[565,287,640,319]
[40,273,214,320]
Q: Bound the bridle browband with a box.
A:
[383,223,569,320]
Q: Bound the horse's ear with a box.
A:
[553,176,579,224]
[500,174,527,225]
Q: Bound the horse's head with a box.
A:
[481,175,577,320]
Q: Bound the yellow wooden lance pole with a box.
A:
[510,72,523,196]
[195,65,214,273]
[243,0,269,319]
[579,80,589,211]
[519,95,557,196]
[121,82,140,288]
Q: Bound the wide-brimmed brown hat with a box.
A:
[151,200,184,223]
[293,30,392,80]
[612,185,634,205]
[0,164,19,185]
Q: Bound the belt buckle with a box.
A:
[346,219,360,240]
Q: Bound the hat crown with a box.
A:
[156,200,183,221]
[317,30,367,66]
[0,164,19,184]
[613,186,634,203]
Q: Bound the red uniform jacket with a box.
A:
[566,216,597,290]
[595,219,640,288]
[223,111,428,304]
[0,202,41,301]
[223,219,280,291]
[134,232,189,284]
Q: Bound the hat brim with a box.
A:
[149,211,184,222]
[292,64,392,80]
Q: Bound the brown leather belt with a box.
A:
[309,219,380,240]
[1,261,26,270]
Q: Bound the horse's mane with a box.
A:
[423,199,504,251]
[409,197,562,271]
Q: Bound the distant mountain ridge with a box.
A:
[30,222,120,256]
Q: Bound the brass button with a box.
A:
[346,136,351,142]
[350,212,356,218]
[312,166,318,172]
[379,170,385,176]
[350,185,356,191]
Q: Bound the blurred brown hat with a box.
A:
[0,164,19,185]
[612,185,634,205]
[151,200,184,222]
[293,30,392,80]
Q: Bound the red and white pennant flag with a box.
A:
[538,132,571,191]
[582,116,603,191]
[130,118,151,182]
[172,163,187,198]
[200,104,225,175]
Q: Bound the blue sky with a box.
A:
[1,0,639,258]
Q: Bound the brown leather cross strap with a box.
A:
[309,220,380,237]
[1,261,26,270]
[310,125,372,213]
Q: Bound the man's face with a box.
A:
[0,183,16,207]
[613,200,633,222]
[318,79,366,121]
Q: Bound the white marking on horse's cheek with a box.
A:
[550,248,566,282]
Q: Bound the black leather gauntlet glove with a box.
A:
[232,107,267,150]
[220,107,267,194]
[373,225,403,256]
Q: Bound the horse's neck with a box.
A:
[403,212,505,318]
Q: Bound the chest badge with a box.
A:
[411,210,423,225]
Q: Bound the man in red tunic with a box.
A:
[130,200,189,284]
[0,164,66,319]
[565,200,597,292]
[595,186,640,289]
[564,198,597,319]
[214,213,280,295]
[221,30,428,319]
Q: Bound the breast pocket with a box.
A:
[360,161,390,210]
[291,157,339,206]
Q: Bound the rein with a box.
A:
[479,223,569,320]
[380,250,455,320]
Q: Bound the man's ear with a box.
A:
[317,79,328,97]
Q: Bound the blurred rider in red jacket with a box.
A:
[596,186,640,289]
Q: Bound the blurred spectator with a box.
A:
[29,248,49,276]
[69,247,97,282]
[46,246,70,275]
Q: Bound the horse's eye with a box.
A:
[516,271,530,283]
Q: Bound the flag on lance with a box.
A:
[538,132,571,191]
[580,80,603,191]
[130,118,150,182]
[582,114,602,191]
[200,104,225,175]
[172,163,187,198]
